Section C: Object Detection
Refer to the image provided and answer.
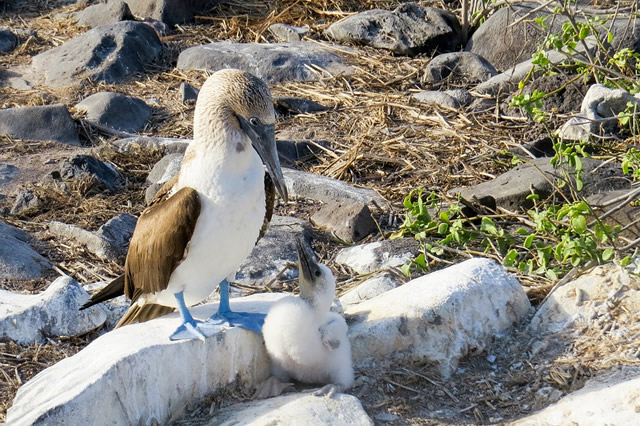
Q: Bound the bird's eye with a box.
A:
[314,270,322,278]
[249,117,259,126]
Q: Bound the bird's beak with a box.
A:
[296,238,317,297]
[237,116,288,202]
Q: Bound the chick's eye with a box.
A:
[314,270,322,278]
[249,117,259,126]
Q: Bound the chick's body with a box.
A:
[263,292,353,389]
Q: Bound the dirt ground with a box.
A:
[1,0,639,424]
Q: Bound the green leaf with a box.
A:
[437,223,449,234]
[524,234,535,249]
[545,268,558,280]
[504,249,518,267]
[621,255,631,266]
[578,25,590,40]
[571,215,587,234]
[439,211,449,222]
[602,248,614,261]
[401,263,411,277]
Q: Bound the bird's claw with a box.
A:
[312,384,339,398]
[169,320,223,341]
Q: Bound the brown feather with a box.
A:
[116,303,175,328]
[258,172,276,242]
[124,186,201,300]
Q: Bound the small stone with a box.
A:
[74,0,134,28]
[413,89,472,109]
[0,104,79,145]
[58,155,123,192]
[49,215,134,262]
[275,139,326,165]
[10,189,42,216]
[425,52,497,84]
[0,163,18,184]
[335,238,419,275]
[179,82,199,103]
[0,28,18,53]
[268,23,309,42]
[233,216,312,287]
[340,272,401,307]
[374,412,399,422]
[0,221,52,280]
[145,153,183,203]
[76,92,152,133]
[273,96,328,115]
[96,213,137,259]
[206,392,373,425]
[311,200,377,243]
[0,276,106,344]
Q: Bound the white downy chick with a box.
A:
[262,238,354,397]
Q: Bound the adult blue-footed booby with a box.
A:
[81,69,288,340]
[260,239,354,398]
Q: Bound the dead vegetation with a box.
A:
[1,0,639,423]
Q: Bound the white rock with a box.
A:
[513,367,640,426]
[558,84,640,141]
[7,293,286,426]
[0,276,106,344]
[529,264,640,335]
[345,258,531,377]
[207,392,373,425]
[339,272,401,307]
[335,238,418,275]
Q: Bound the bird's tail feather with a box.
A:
[116,303,175,328]
[80,275,125,310]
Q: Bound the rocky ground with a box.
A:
[1,0,640,425]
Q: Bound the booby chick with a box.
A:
[261,239,354,398]
[81,69,288,341]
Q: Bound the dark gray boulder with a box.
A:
[10,189,42,216]
[58,155,123,192]
[0,163,18,185]
[450,157,631,212]
[0,104,79,145]
[179,82,199,103]
[0,221,52,280]
[126,0,221,26]
[75,0,135,28]
[177,41,353,84]
[413,89,473,109]
[0,28,18,53]
[467,3,640,72]
[325,3,461,56]
[31,21,162,87]
[76,92,152,132]
[235,216,312,286]
[311,199,378,243]
[425,52,497,84]
[274,97,328,115]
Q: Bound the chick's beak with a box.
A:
[296,238,321,300]
[238,116,288,202]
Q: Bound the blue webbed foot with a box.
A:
[205,278,266,334]
[169,290,225,341]
[207,311,266,334]
[169,319,222,341]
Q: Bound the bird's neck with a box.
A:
[178,107,262,192]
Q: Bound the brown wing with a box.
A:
[258,172,275,243]
[124,186,201,301]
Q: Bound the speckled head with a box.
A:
[194,69,287,201]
